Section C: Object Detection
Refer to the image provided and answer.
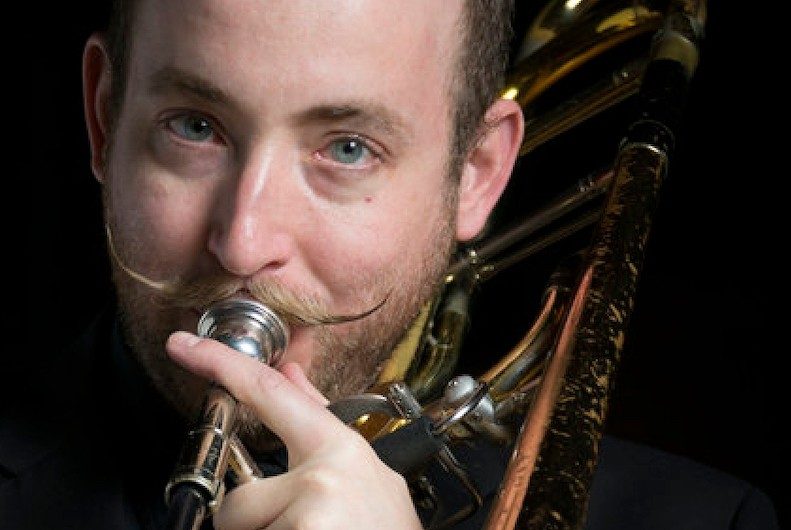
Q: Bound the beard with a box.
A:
[106,194,457,451]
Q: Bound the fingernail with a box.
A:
[170,331,202,348]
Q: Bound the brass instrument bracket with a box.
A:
[328,381,423,425]
[429,377,493,436]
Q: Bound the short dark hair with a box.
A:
[104,0,515,173]
[450,0,516,175]
[104,0,136,131]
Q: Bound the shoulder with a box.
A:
[585,436,780,530]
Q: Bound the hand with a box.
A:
[166,331,423,530]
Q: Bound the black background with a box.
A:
[5,2,785,526]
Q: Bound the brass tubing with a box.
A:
[484,266,595,530]
[482,209,601,282]
[503,6,662,111]
[448,171,612,279]
[483,3,704,526]
[520,142,667,530]
[407,278,474,401]
[484,139,669,530]
[481,287,562,403]
[520,57,646,155]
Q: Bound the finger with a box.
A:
[167,331,344,460]
[280,362,329,406]
[263,498,332,530]
[212,475,292,530]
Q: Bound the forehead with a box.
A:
[126,0,463,129]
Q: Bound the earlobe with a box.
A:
[455,98,524,242]
[82,33,113,183]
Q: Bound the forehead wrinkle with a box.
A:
[291,103,412,145]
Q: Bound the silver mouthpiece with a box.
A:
[197,298,289,365]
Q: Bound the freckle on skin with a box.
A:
[364,196,372,203]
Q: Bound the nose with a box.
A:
[207,147,296,277]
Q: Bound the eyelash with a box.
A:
[161,111,226,146]
[316,134,384,169]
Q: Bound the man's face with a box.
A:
[101,0,464,418]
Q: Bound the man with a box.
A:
[7,0,520,528]
[0,1,780,529]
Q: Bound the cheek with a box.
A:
[106,156,215,274]
[105,99,228,266]
[302,173,452,301]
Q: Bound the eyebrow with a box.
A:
[148,66,237,108]
[292,103,411,144]
[148,67,410,142]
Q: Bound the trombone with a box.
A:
[164,0,708,528]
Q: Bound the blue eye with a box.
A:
[168,114,215,142]
[328,138,369,165]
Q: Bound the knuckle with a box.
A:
[300,463,341,495]
[337,428,375,457]
[251,364,287,396]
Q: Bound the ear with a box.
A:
[82,33,114,183]
[455,98,524,242]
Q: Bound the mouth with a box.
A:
[189,289,255,318]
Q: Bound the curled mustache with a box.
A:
[106,224,385,326]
